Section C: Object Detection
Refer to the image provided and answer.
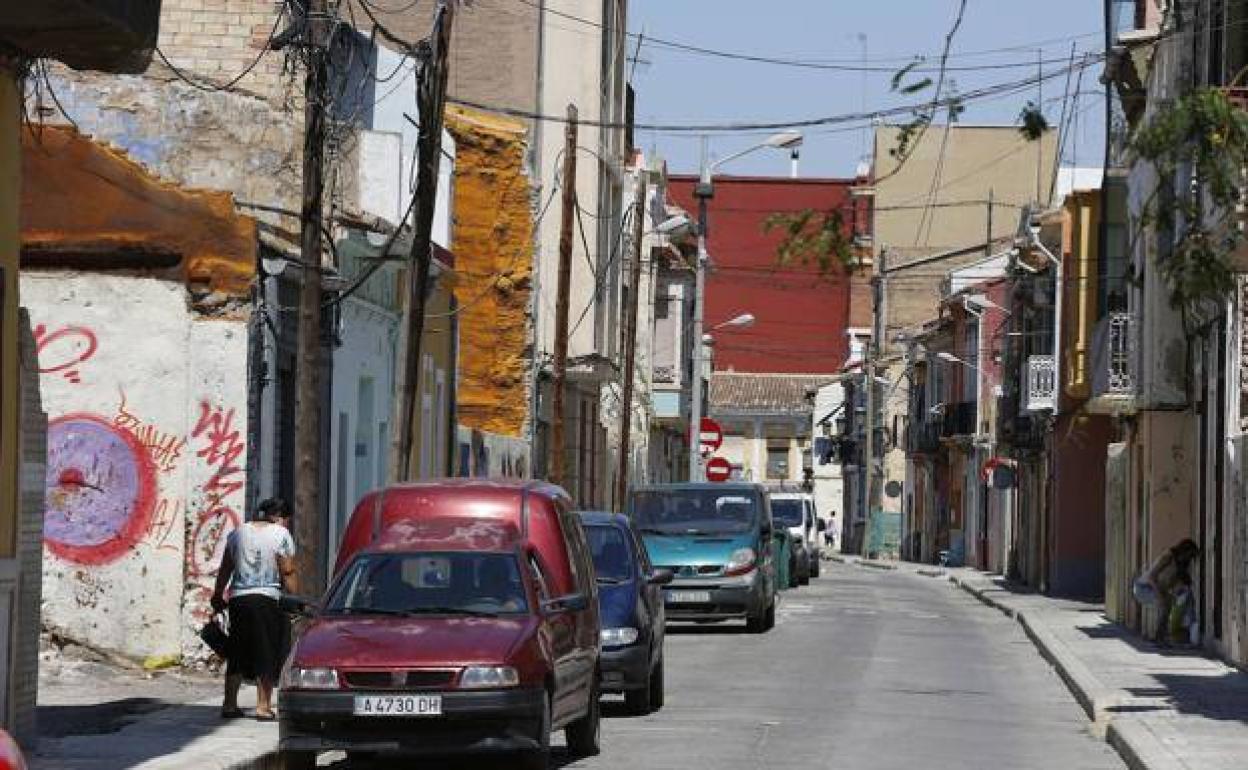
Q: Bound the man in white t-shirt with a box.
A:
[211,498,297,720]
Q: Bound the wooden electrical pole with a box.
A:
[390,0,456,483]
[549,105,579,489]
[615,173,647,507]
[293,0,330,591]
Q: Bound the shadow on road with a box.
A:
[664,623,750,636]
[334,748,582,768]
[38,698,170,738]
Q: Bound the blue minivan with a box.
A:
[577,512,672,715]
[628,484,777,633]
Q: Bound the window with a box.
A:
[585,525,634,582]
[766,445,789,480]
[327,552,528,616]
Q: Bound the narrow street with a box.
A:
[325,563,1122,770]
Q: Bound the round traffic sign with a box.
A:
[705,456,732,483]
[698,417,723,454]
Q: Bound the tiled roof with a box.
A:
[709,372,841,415]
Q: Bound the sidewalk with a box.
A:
[837,555,1248,770]
[30,650,281,770]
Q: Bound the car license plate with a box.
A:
[666,590,711,604]
[352,694,442,717]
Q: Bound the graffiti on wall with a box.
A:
[45,414,159,565]
[187,402,245,578]
[115,392,187,474]
[34,324,98,384]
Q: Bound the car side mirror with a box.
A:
[542,593,589,615]
[647,569,675,586]
[279,594,318,618]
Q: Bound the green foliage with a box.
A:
[1130,87,1248,315]
[1017,101,1049,140]
[763,209,854,274]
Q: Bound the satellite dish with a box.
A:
[884,480,903,499]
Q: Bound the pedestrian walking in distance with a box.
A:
[211,498,297,720]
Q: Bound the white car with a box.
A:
[770,492,822,580]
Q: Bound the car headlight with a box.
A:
[281,666,339,690]
[600,627,640,648]
[460,666,520,689]
[724,547,757,577]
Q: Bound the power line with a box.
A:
[449,54,1101,134]
[154,3,287,92]
[509,0,1096,74]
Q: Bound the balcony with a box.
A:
[1025,355,1056,412]
[1088,311,1138,413]
[907,420,941,455]
[0,2,161,74]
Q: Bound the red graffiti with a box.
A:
[34,325,98,384]
[187,402,246,577]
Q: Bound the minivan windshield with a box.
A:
[585,525,633,583]
[631,489,760,535]
[771,498,804,528]
[326,552,528,617]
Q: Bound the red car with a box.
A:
[0,730,25,770]
[278,480,601,769]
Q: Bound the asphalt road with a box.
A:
[327,562,1123,769]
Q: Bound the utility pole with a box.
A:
[549,105,578,489]
[615,172,647,507]
[986,188,994,257]
[293,0,330,591]
[390,0,455,483]
[689,136,711,483]
[861,248,886,557]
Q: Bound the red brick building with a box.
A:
[667,175,860,374]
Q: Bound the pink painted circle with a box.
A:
[44,414,157,565]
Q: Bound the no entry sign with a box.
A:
[698,417,723,456]
[705,456,732,483]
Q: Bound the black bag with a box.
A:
[199,613,229,658]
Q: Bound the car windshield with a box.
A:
[325,552,528,617]
[772,499,804,528]
[631,489,760,535]
[585,525,633,583]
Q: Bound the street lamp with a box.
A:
[688,132,802,482]
[711,313,755,331]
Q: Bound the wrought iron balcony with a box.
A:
[1025,355,1056,412]
[941,401,977,438]
[1089,311,1138,412]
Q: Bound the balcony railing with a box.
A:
[1089,311,1138,411]
[1106,312,1135,395]
[1026,355,1056,412]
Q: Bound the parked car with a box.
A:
[0,730,25,770]
[771,492,822,581]
[279,480,601,770]
[628,483,777,633]
[577,512,672,714]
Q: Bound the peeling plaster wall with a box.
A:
[44,68,302,212]
[23,273,248,663]
[445,108,534,440]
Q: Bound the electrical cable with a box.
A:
[154,3,288,92]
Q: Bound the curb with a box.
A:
[946,574,1182,770]
[230,752,282,770]
[829,554,898,571]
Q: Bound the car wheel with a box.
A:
[565,679,601,757]
[811,558,821,578]
[345,751,377,764]
[746,605,766,633]
[649,657,665,711]
[763,600,776,631]
[279,750,316,770]
[520,691,551,770]
[624,673,651,716]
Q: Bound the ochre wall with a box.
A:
[445,107,534,438]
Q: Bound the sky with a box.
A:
[626,0,1118,179]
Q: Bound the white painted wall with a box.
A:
[328,299,398,569]
[812,382,846,536]
[369,43,456,249]
[24,273,249,663]
[536,0,627,361]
